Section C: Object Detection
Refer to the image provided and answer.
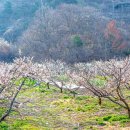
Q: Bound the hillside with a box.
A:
[0,0,129,62]
[1,86,130,129]
[0,1,130,129]
[0,0,40,42]
[0,0,129,42]
[0,57,130,129]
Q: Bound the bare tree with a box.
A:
[0,57,35,122]
[70,57,130,117]
[18,4,109,63]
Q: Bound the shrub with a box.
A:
[72,35,83,47]
[123,49,130,56]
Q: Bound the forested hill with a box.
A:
[0,0,127,43]
[0,0,130,62]
[0,0,40,42]
[0,0,82,42]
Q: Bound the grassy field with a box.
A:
[0,83,130,130]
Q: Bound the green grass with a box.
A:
[0,79,130,129]
[96,114,130,127]
[0,108,6,117]
[90,76,107,87]
[0,121,9,130]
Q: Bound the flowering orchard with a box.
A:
[0,57,130,122]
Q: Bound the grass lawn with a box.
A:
[0,84,130,130]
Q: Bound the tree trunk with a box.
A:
[127,109,130,118]
[98,97,102,106]
[60,88,63,93]
[73,93,76,98]
[47,82,50,89]
[0,79,26,122]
